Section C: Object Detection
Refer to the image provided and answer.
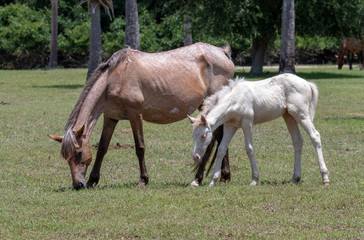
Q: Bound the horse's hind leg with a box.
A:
[212,125,231,182]
[87,116,118,187]
[208,126,236,186]
[191,125,231,186]
[283,113,303,183]
[129,112,148,187]
[298,117,329,185]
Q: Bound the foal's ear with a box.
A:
[187,115,196,124]
[200,115,208,125]
[48,134,63,143]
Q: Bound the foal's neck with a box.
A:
[206,98,231,132]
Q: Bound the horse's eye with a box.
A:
[202,134,206,140]
[76,150,83,160]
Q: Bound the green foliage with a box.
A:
[0,3,49,68]
[0,0,363,68]
[102,17,126,57]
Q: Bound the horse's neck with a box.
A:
[72,72,108,141]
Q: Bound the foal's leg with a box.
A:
[208,126,236,186]
[242,120,259,186]
[87,116,118,187]
[283,113,303,183]
[297,117,329,185]
[128,112,148,187]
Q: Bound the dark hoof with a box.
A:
[86,176,99,188]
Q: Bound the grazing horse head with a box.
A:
[337,53,345,69]
[188,115,213,163]
[49,126,92,190]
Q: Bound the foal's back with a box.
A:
[230,74,315,124]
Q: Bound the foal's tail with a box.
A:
[308,81,319,122]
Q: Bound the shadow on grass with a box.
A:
[52,181,189,192]
[259,179,303,186]
[235,71,363,80]
[32,84,84,89]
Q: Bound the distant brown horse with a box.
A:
[337,37,364,70]
[49,43,235,189]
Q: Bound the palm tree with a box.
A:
[279,0,295,74]
[125,0,140,50]
[78,0,114,80]
[49,0,58,68]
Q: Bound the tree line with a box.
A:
[0,0,363,74]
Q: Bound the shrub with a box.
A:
[0,3,49,68]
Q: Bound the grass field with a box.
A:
[0,67,363,239]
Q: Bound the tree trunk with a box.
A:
[49,0,58,68]
[125,0,140,50]
[279,0,295,74]
[184,15,193,46]
[87,0,102,80]
[250,35,271,75]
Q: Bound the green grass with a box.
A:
[0,67,363,239]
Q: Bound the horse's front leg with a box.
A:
[87,116,118,187]
[128,112,148,187]
[215,125,231,182]
[242,120,259,186]
[208,126,237,186]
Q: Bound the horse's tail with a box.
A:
[308,81,319,122]
[65,48,129,131]
[221,42,232,60]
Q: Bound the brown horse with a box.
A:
[337,37,364,70]
[49,43,235,189]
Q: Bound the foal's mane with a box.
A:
[64,48,129,130]
[200,77,244,116]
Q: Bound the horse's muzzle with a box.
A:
[73,181,86,190]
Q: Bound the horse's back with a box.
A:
[105,43,234,124]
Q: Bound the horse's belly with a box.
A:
[142,105,197,124]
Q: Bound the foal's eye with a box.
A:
[201,134,206,140]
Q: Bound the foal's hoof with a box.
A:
[190,179,200,187]
[323,182,330,186]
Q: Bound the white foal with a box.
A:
[188,73,329,186]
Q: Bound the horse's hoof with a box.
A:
[323,182,330,186]
[190,180,200,187]
[137,182,146,188]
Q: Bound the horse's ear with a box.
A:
[73,125,85,139]
[187,115,196,124]
[48,134,63,143]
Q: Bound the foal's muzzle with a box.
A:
[193,153,201,163]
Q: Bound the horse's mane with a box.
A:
[64,48,129,131]
[200,77,245,117]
